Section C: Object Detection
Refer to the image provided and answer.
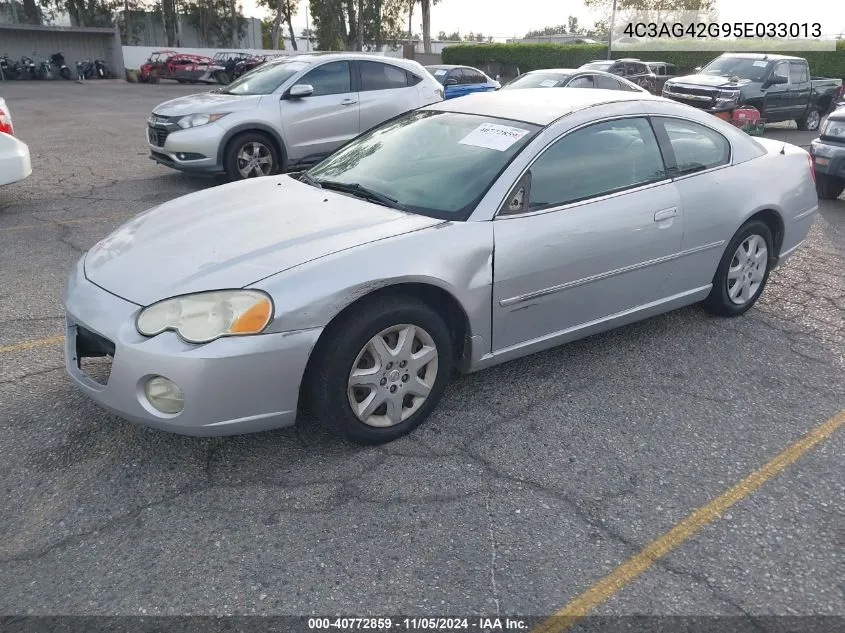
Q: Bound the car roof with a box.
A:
[522,68,579,74]
[424,88,662,125]
[274,52,426,72]
[716,52,805,62]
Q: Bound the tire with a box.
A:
[60,67,71,80]
[815,173,845,200]
[223,132,281,181]
[702,220,774,317]
[308,295,454,445]
[796,108,821,131]
[215,71,230,85]
[177,79,188,84]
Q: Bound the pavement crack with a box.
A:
[484,491,501,616]
[0,366,63,385]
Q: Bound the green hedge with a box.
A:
[441,41,845,78]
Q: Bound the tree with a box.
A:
[419,0,439,54]
[567,15,581,34]
[584,0,717,32]
[258,0,298,49]
[407,0,415,44]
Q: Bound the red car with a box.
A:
[139,51,230,85]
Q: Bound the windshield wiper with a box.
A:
[317,180,406,211]
[298,171,322,188]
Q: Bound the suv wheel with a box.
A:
[816,173,845,200]
[796,108,821,131]
[223,132,281,181]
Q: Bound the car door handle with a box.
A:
[654,207,678,222]
[340,98,357,106]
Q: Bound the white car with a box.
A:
[0,97,31,186]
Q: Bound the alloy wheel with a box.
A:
[236,142,273,178]
[727,234,768,305]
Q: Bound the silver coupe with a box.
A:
[64,89,818,444]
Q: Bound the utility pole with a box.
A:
[606,0,617,60]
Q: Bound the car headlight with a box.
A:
[176,112,230,129]
[136,290,273,344]
[716,90,740,106]
[821,118,845,139]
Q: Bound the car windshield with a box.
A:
[700,57,770,81]
[502,72,572,90]
[582,61,613,71]
[306,110,541,220]
[220,60,309,95]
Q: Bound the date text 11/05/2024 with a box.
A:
[623,22,822,39]
[307,617,529,631]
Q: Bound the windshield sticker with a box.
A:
[459,123,531,152]
[752,61,768,67]
[539,79,558,87]
[434,69,447,75]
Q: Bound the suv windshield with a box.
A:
[306,110,541,220]
[502,72,572,89]
[700,56,771,81]
[221,60,309,95]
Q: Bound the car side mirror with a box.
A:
[445,78,458,86]
[288,83,314,98]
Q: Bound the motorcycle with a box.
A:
[51,52,72,80]
[0,55,19,80]
[36,56,53,80]
[93,59,108,79]
[76,59,94,80]
[20,55,37,79]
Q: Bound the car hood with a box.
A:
[666,74,751,89]
[152,91,261,116]
[84,176,444,306]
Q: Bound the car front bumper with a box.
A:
[0,132,32,186]
[147,121,226,174]
[64,258,321,436]
[810,138,845,178]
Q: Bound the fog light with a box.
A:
[144,376,184,414]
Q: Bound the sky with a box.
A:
[242,0,845,40]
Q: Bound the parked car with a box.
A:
[645,61,677,92]
[146,53,444,181]
[425,64,500,99]
[139,51,229,85]
[809,107,845,199]
[213,51,252,79]
[69,89,818,444]
[0,97,31,186]
[232,54,281,80]
[579,58,659,93]
[662,53,843,131]
[501,68,648,93]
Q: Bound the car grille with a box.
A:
[75,324,115,386]
[148,126,169,147]
[663,85,718,109]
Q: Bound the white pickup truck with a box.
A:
[0,96,32,186]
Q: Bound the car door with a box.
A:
[491,116,683,351]
[357,60,420,133]
[466,68,491,94]
[278,60,359,163]
[788,61,811,118]
[764,61,791,120]
[443,68,465,99]
[649,116,735,296]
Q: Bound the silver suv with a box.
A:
[146,53,445,180]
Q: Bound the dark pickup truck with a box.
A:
[662,53,843,131]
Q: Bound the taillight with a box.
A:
[807,152,815,183]
[0,107,12,136]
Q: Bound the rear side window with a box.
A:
[568,75,594,88]
[301,61,351,96]
[406,70,422,86]
[653,117,731,176]
[525,117,667,211]
[595,75,622,90]
[448,68,464,84]
[464,68,484,84]
[359,61,409,91]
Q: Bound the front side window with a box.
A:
[360,61,409,91]
[447,68,464,84]
[773,61,789,82]
[654,117,731,176]
[568,75,594,88]
[307,110,540,219]
[521,117,667,212]
[300,61,352,96]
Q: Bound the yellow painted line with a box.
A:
[0,335,65,353]
[0,212,131,234]
[532,409,845,633]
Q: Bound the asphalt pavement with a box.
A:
[0,82,843,622]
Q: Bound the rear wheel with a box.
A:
[796,108,821,131]
[223,132,281,181]
[215,71,230,85]
[816,173,845,200]
[702,220,774,317]
[307,295,454,445]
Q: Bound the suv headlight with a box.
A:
[821,118,845,139]
[176,112,230,129]
[136,290,273,344]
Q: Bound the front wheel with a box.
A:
[59,66,71,79]
[796,108,821,131]
[702,220,774,317]
[816,173,845,200]
[308,295,454,444]
[215,71,230,85]
[223,132,281,180]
